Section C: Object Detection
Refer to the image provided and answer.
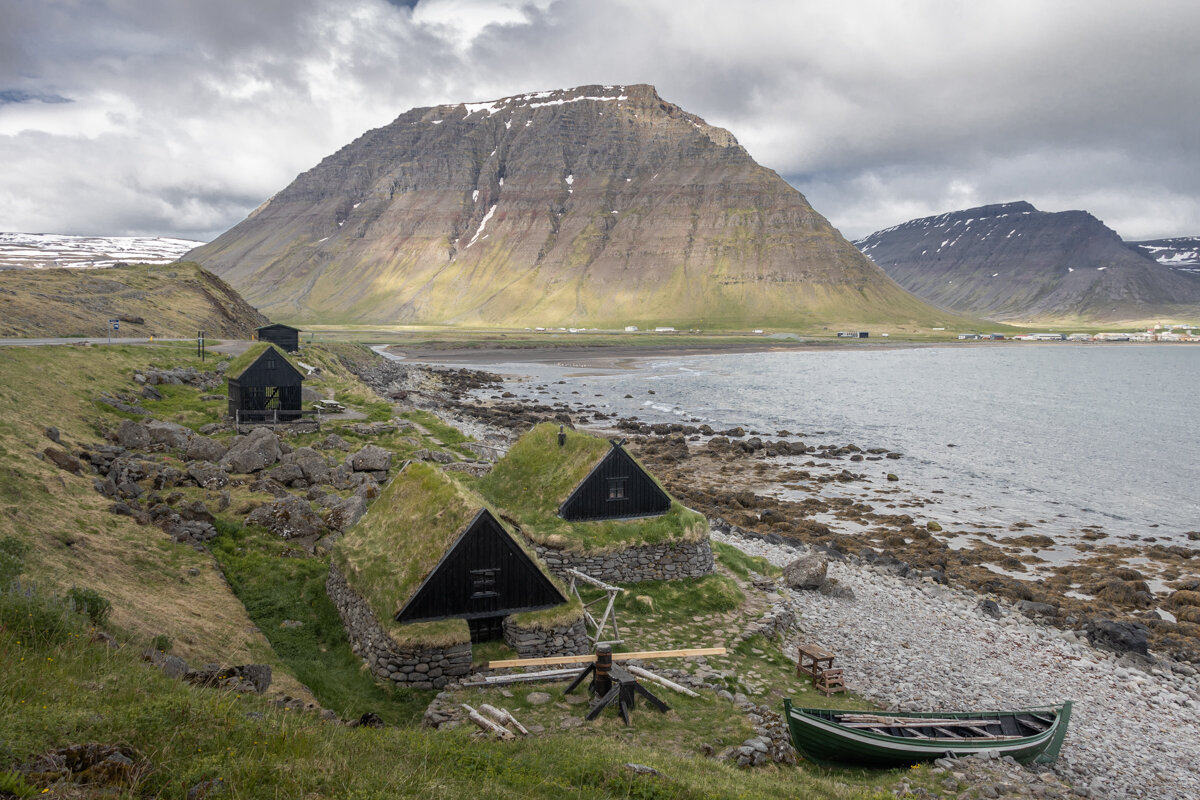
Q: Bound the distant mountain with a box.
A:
[0,232,203,270]
[186,84,957,331]
[1131,237,1200,276]
[855,202,1200,322]
[0,261,267,338]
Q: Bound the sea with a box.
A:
[417,344,1200,551]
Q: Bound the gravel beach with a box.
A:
[712,531,1200,800]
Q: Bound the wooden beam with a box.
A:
[487,646,726,669]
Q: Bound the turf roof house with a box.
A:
[475,423,715,583]
[254,322,300,352]
[225,342,304,422]
[328,462,586,688]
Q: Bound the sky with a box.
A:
[1,0,1198,244]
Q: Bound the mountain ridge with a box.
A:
[855,202,1200,323]
[186,84,959,331]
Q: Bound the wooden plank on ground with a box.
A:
[487,647,726,669]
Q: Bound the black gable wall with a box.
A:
[559,446,671,521]
[396,510,565,624]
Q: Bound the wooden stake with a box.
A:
[488,646,726,670]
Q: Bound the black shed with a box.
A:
[226,343,304,422]
[255,323,301,352]
[397,507,567,641]
[559,440,672,522]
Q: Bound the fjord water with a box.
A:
[487,344,1200,545]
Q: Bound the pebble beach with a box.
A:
[713,531,1200,800]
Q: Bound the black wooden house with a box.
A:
[226,343,304,422]
[255,323,300,352]
[396,507,567,642]
[559,440,672,521]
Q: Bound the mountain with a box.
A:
[1131,237,1200,277]
[0,261,268,338]
[0,232,203,270]
[855,202,1200,323]
[185,84,954,330]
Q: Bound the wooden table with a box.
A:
[796,643,836,679]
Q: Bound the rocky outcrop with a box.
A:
[220,427,285,474]
[326,562,471,690]
[856,201,1200,322]
[187,84,948,330]
[244,495,326,540]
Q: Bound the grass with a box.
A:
[473,423,707,553]
[1,624,925,799]
[712,541,781,580]
[210,521,428,725]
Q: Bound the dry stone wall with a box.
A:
[502,616,589,658]
[531,537,714,583]
[326,562,471,689]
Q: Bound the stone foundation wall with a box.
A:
[326,562,471,689]
[532,536,715,583]
[502,616,590,658]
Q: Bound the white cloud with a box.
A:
[0,0,1198,241]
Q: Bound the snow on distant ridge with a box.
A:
[0,232,202,270]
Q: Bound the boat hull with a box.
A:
[783,700,1072,768]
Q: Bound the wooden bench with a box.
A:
[796,643,836,679]
[815,667,846,696]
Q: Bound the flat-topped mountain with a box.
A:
[855,202,1200,322]
[0,232,203,270]
[186,84,953,330]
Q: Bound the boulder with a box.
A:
[115,419,151,449]
[348,444,392,473]
[220,427,283,474]
[185,436,227,463]
[146,421,193,449]
[1017,600,1059,619]
[325,495,367,532]
[287,447,332,485]
[782,552,828,590]
[187,461,228,490]
[314,433,351,451]
[267,462,306,487]
[1086,619,1150,655]
[245,495,326,540]
[43,446,84,474]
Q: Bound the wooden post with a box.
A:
[593,643,612,698]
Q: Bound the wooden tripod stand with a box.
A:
[564,644,670,725]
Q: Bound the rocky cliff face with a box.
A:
[855,202,1200,322]
[186,84,950,329]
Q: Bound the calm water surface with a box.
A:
[446,345,1200,546]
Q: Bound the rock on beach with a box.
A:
[711,530,1200,800]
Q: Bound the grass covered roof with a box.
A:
[224,342,304,380]
[473,423,707,554]
[332,461,579,647]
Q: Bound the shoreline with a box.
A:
[389,349,1200,667]
[383,339,1155,367]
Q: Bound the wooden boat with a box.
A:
[783,700,1072,767]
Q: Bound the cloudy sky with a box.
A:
[2,0,1198,243]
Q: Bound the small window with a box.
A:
[470,568,499,599]
[264,358,277,370]
[606,478,628,501]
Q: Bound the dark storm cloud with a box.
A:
[1,0,1198,241]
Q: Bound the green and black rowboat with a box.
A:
[783,700,1072,767]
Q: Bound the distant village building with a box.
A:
[837,331,869,338]
[226,343,304,423]
[624,325,639,332]
[255,323,301,352]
